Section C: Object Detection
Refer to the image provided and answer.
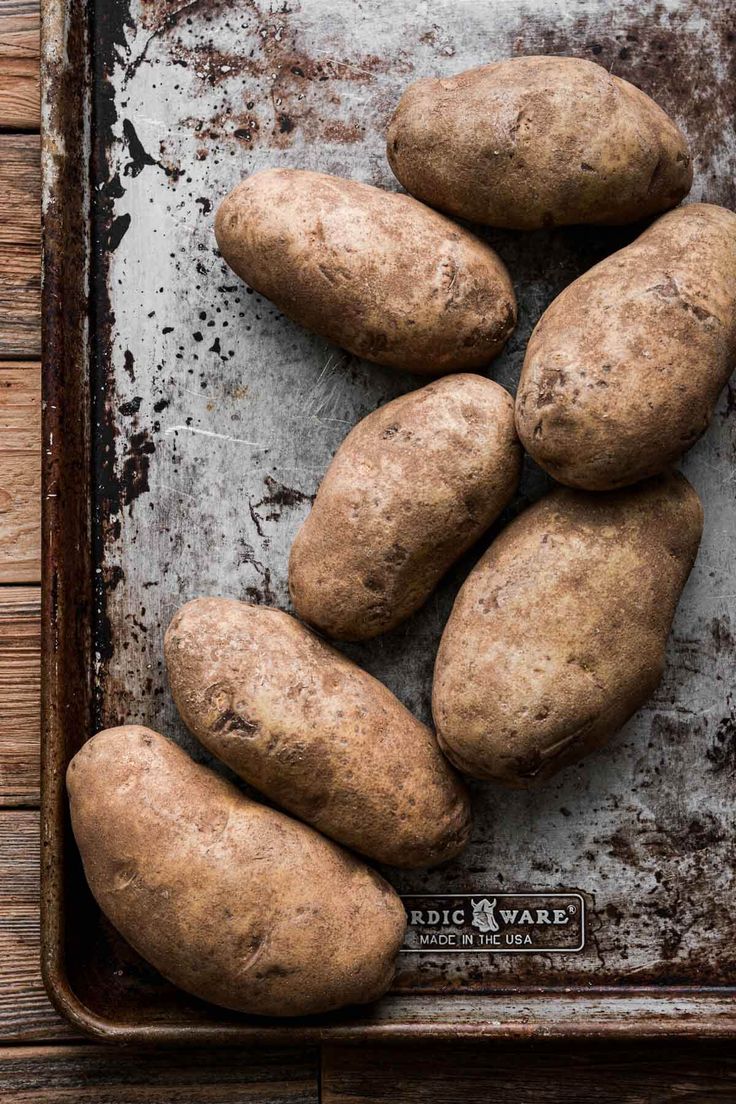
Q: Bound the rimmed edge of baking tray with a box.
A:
[39,0,736,1043]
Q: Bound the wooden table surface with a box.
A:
[0,1,734,1098]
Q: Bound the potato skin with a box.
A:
[214,168,516,374]
[165,598,471,868]
[387,56,692,229]
[67,726,406,1017]
[289,374,521,640]
[432,473,703,786]
[516,204,736,490]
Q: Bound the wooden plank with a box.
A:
[0,364,40,582]
[0,245,39,358]
[0,1043,319,1101]
[0,0,38,59]
[0,811,73,1040]
[0,56,39,130]
[0,135,40,357]
[0,363,40,446]
[322,1043,736,1102]
[0,136,39,246]
[0,586,39,804]
[0,445,40,580]
[0,0,39,130]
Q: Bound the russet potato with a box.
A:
[67,726,407,1017]
[215,168,516,374]
[388,56,691,229]
[289,374,521,640]
[516,203,736,489]
[165,598,472,868]
[432,473,703,786]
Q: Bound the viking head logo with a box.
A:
[471,898,499,933]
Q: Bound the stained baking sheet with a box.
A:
[42,0,736,1040]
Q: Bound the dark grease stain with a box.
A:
[119,430,156,513]
[706,710,736,774]
[118,396,142,416]
[123,350,135,381]
[722,381,736,421]
[122,118,158,176]
[106,173,126,200]
[105,564,125,591]
[122,117,182,181]
[259,475,313,515]
[710,615,735,653]
[105,213,131,252]
[243,566,277,606]
[235,539,278,606]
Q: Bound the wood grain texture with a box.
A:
[0,0,39,129]
[0,364,39,581]
[0,1044,319,1101]
[0,586,38,803]
[0,811,73,1040]
[0,136,39,244]
[0,136,40,357]
[0,58,38,130]
[0,247,39,357]
[0,363,40,446]
[322,1043,736,1103]
[0,0,38,58]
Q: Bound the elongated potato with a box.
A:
[165,598,471,867]
[432,473,703,786]
[67,726,406,1017]
[214,168,516,374]
[387,56,691,229]
[516,204,736,489]
[289,374,521,640]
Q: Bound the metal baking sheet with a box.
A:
[41,0,736,1041]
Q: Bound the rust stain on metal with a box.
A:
[131,0,412,151]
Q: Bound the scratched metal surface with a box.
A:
[92,0,736,994]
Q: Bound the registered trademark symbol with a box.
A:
[568,904,576,914]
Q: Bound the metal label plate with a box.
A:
[402,894,585,953]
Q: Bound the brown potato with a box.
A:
[432,473,703,786]
[214,168,516,374]
[165,598,471,867]
[67,726,407,1017]
[516,204,736,489]
[387,56,691,229]
[289,374,521,640]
